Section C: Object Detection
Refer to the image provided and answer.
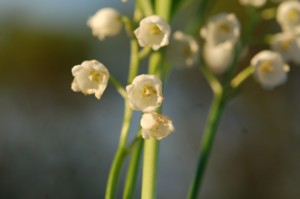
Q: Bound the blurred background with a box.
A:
[0,0,300,198]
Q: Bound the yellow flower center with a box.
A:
[89,70,102,83]
[142,84,157,97]
[148,24,162,35]
[280,39,291,51]
[259,61,274,74]
[288,8,299,23]
[218,22,230,33]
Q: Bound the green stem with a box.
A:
[148,51,162,76]
[123,137,144,199]
[105,102,133,199]
[128,40,140,83]
[139,0,154,16]
[105,147,127,199]
[187,92,225,199]
[105,37,140,199]
[155,0,172,21]
[230,66,254,89]
[139,47,152,60]
[141,138,159,199]
[109,75,126,99]
[141,51,163,199]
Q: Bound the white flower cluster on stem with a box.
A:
[271,1,300,65]
[126,74,174,140]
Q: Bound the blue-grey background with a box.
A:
[0,0,300,198]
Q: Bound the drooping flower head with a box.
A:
[71,60,110,99]
[87,8,122,40]
[201,13,240,46]
[167,31,199,68]
[203,42,234,74]
[140,112,175,140]
[276,1,300,32]
[251,50,289,89]
[126,74,163,112]
[271,32,300,64]
[239,0,267,7]
[134,15,171,50]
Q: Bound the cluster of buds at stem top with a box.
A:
[201,13,241,74]
[126,74,174,140]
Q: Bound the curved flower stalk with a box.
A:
[276,0,300,32]
[71,60,110,99]
[126,74,164,112]
[134,15,171,50]
[167,31,199,69]
[251,50,290,89]
[87,8,122,40]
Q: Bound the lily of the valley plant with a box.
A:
[70,0,297,198]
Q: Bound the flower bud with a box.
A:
[87,8,122,40]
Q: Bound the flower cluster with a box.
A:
[126,74,174,140]
[68,1,300,198]
[269,1,300,65]
[71,12,175,141]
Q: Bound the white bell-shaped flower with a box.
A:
[203,42,234,74]
[134,15,171,50]
[271,32,300,64]
[251,50,289,89]
[276,1,300,32]
[239,0,267,7]
[126,74,163,112]
[140,112,175,140]
[71,60,110,99]
[201,13,240,46]
[167,31,199,69]
[87,8,122,40]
